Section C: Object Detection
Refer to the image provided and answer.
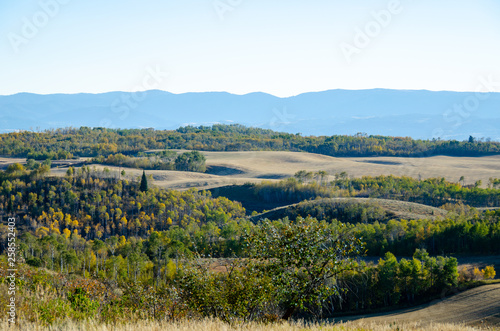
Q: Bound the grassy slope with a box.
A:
[3,151,500,191]
[249,197,449,222]
[333,283,500,328]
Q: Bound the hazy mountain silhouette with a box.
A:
[1,89,499,140]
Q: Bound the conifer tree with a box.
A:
[140,170,148,192]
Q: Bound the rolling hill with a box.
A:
[14,150,500,193]
[249,197,449,223]
[334,283,500,327]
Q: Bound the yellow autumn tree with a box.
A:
[118,235,126,248]
[165,260,177,280]
[54,210,64,223]
[36,227,49,238]
[51,226,61,235]
[473,267,485,280]
[484,266,496,280]
[64,214,72,227]
[63,228,71,239]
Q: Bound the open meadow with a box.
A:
[18,151,500,191]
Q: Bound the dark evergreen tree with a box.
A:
[140,170,148,192]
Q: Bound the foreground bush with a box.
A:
[175,217,362,321]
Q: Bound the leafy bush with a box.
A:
[67,287,99,315]
[245,217,362,319]
[177,261,275,323]
[26,257,42,267]
[484,265,496,279]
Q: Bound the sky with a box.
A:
[1,0,500,97]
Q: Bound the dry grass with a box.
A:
[1,318,496,331]
[334,284,500,328]
[253,197,448,222]
[36,151,500,191]
[200,151,500,190]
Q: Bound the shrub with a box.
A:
[483,265,496,280]
[177,260,276,323]
[26,257,42,267]
[473,267,485,280]
[67,287,99,315]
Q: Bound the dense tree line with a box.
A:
[92,150,177,170]
[1,124,500,160]
[2,167,500,264]
[331,174,500,207]
[351,213,500,256]
[334,250,460,312]
[251,173,500,207]
[254,210,500,256]
[14,220,252,282]
[91,150,206,172]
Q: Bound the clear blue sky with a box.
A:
[1,0,499,97]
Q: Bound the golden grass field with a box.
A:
[33,151,500,192]
[333,283,500,328]
[1,318,496,331]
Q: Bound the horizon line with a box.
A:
[0,88,496,98]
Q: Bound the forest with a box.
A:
[0,163,498,325]
[250,172,500,207]
[0,136,500,326]
[1,124,500,160]
[91,150,207,172]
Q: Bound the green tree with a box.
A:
[377,252,400,306]
[140,170,148,192]
[175,151,206,172]
[245,217,362,320]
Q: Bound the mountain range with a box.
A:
[1,89,500,140]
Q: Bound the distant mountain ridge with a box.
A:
[1,89,500,140]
